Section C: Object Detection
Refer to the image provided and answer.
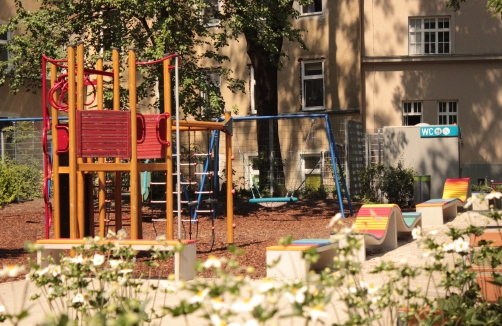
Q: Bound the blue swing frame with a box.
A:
[230,114,353,217]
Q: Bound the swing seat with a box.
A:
[249,197,298,208]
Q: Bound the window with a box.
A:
[301,61,325,111]
[302,152,325,190]
[302,0,322,15]
[249,65,258,115]
[409,17,450,55]
[438,101,458,125]
[403,102,422,126]
[203,0,220,26]
[200,70,220,115]
[0,29,11,63]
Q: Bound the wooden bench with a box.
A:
[416,178,471,227]
[416,199,459,226]
[469,230,502,302]
[354,204,422,251]
[266,239,339,279]
[35,239,197,281]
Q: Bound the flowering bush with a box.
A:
[0,193,501,325]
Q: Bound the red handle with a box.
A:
[137,114,146,144]
[156,113,171,146]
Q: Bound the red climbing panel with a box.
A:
[137,114,169,159]
[76,110,131,158]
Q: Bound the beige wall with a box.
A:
[363,0,502,57]
[363,0,502,181]
[210,0,361,116]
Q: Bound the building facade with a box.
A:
[362,0,502,184]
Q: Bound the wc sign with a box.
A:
[420,125,459,138]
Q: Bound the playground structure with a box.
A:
[233,115,353,217]
[41,43,234,243]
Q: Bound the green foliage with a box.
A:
[357,161,414,207]
[0,157,43,207]
[302,184,328,200]
[0,0,245,120]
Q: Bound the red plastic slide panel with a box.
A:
[56,124,69,154]
[137,114,167,159]
[76,110,131,158]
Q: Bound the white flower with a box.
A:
[118,269,133,275]
[51,265,61,277]
[210,297,228,311]
[159,280,178,293]
[400,259,407,265]
[37,267,49,277]
[210,314,225,326]
[428,229,438,236]
[72,293,85,304]
[189,288,210,304]
[486,192,502,200]
[328,213,342,228]
[304,305,328,323]
[71,254,85,265]
[258,279,277,293]
[464,196,474,209]
[0,265,25,278]
[454,238,470,253]
[284,286,307,304]
[412,226,422,240]
[92,254,105,266]
[0,305,5,314]
[117,229,127,240]
[204,255,222,269]
[367,283,378,295]
[230,295,264,313]
[423,249,433,258]
[442,241,455,252]
[109,259,123,269]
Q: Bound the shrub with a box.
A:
[0,157,43,207]
[358,160,414,207]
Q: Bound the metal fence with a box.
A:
[364,129,384,165]
[0,121,44,170]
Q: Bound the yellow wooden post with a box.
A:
[164,58,173,240]
[112,48,122,232]
[97,58,106,237]
[67,45,77,239]
[128,48,140,239]
[50,63,61,238]
[225,111,234,245]
[76,42,85,238]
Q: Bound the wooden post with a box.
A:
[225,111,234,245]
[67,45,77,239]
[128,48,140,239]
[76,42,85,238]
[112,48,122,232]
[97,58,106,237]
[164,58,173,239]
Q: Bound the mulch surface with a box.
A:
[0,197,361,282]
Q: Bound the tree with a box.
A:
[0,0,243,120]
[447,0,502,16]
[217,0,315,193]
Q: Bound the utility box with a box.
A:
[414,175,431,204]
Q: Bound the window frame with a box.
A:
[301,151,325,190]
[0,25,11,67]
[200,70,221,114]
[300,0,323,16]
[301,60,325,111]
[202,0,221,27]
[402,101,423,126]
[408,16,451,55]
[249,65,257,115]
[437,101,458,125]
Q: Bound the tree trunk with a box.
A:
[245,35,286,196]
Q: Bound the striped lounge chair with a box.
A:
[354,204,422,251]
[416,178,471,226]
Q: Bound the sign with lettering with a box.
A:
[419,125,459,138]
